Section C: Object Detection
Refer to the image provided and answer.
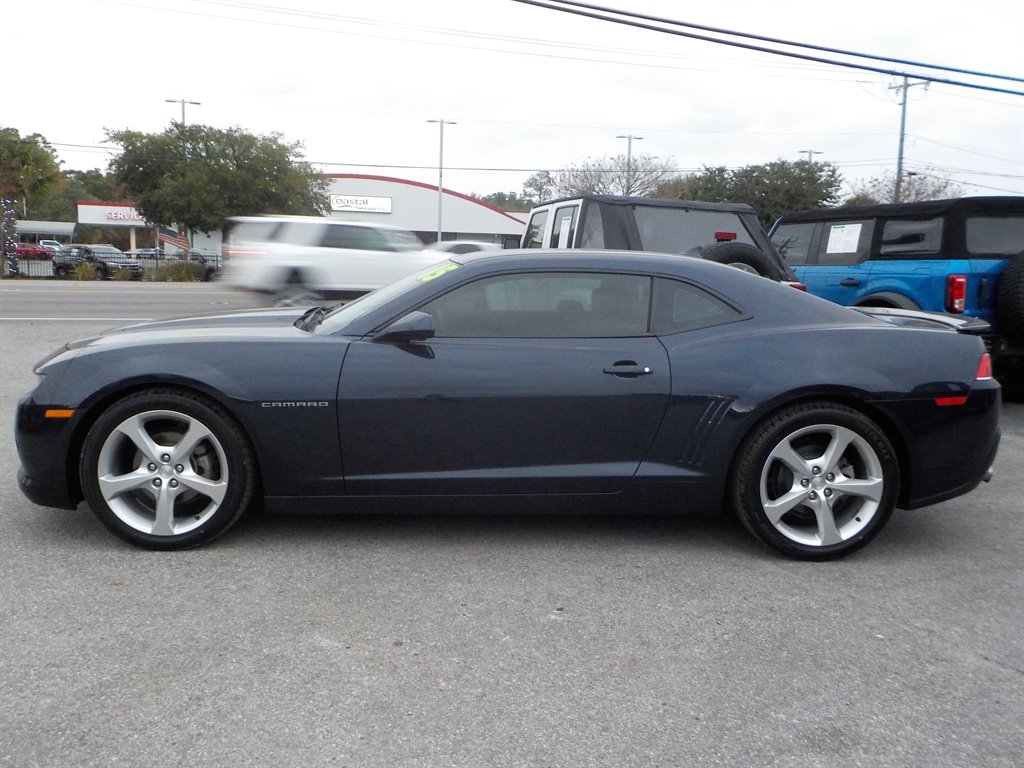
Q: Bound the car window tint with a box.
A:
[320,225,395,251]
[819,220,874,265]
[771,222,816,264]
[578,204,605,248]
[965,215,1024,255]
[879,217,942,256]
[634,207,756,253]
[650,278,742,334]
[228,221,282,242]
[523,211,549,248]
[422,272,651,338]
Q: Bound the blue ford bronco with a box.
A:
[770,197,1024,393]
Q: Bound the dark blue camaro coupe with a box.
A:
[15,250,1001,559]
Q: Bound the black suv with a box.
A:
[519,195,797,282]
[53,244,144,279]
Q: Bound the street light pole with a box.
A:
[166,98,201,124]
[616,134,643,195]
[427,119,456,243]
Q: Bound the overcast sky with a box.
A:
[8,0,1024,200]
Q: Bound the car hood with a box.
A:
[65,307,311,351]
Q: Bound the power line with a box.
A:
[510,0,1024,97]
[538,0,1024,85]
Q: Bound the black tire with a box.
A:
[54,265,69,277]
[80,389,257,550]
[731,402,899,560]
[699,241,783,280]
[272,272,321,307]
[996,256,1024,341]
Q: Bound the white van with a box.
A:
[220,216,442,305]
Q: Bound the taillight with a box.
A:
[946,274,967,313]
[976,353,993,381]
[713,231,737,241]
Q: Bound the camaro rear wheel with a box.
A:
[80,390,256,550]
[732,402,899,560]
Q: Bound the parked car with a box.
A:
[53,244,144,279]
[519,195,799,282]
[129,247,167,259]
[220,215,437,305]
[14,242,53,259]
[769,197,1024,391]
[39,240,63,252]
[187,249,220,281]
[16,250,999,559]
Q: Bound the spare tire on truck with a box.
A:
[997,256,1024,341]
[699,241,783,281]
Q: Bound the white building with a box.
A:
[326,174,525,245]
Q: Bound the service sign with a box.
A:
[77,202,148,227]
[330,195,392,214]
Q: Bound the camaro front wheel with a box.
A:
[732,402,899,560]
[80,390,257,549]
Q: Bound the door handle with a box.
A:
[840,278,861,287]
[603,362,653,377]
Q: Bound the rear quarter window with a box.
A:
[965,215,1024,255]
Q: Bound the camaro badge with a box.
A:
[260,401,330,408]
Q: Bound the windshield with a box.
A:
[316,259,456,334]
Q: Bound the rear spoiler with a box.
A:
[854,307,991,334]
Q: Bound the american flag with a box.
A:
[157,226,190,251]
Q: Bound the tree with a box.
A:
[553,154,678,198]
[0,127,62,212]
[472,191,534,211]
[845,168,962,205]
[106,124,328,233]
[523,171,555,204]
[666,159,843,228]
[32,169,127,222]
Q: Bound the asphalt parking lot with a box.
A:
[1,281,1021,768]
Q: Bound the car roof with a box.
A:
[534,194,757,215]
[776,196,1024,223]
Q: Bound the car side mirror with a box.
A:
[375,311,435,343]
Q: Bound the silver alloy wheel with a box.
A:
[95,409,230,536]
[758,423,885,547]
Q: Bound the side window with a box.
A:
[578,204,605,248]
[321,225,389,251]
[549,205,579,248]
[523,211,549,248]
[819,220,875,265]
[965,215,1024,255]
[421,272,651,338]
[771,222,817,265]
[650,278,743,334]
[879,217,942,256]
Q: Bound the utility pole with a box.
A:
[617,134,643,195]
[889,76,928,203]
[165,98,201,125]
[798,149,822,163]
[427,119,456,243]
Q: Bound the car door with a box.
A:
[336,271,670,496]
[779,218,876,305]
